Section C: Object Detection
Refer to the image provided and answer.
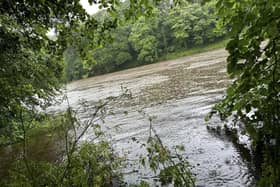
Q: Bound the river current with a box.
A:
[1,49,255,186]
[48,49,255,186]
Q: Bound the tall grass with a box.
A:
[159,39,229,61]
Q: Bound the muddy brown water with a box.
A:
[1,49,255,186]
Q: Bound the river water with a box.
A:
[49,48,255,186]
[1,49,255,186]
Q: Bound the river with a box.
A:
[1,48,255,186]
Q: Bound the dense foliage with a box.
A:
[0,0,69,141]
[65,1,225,79]
[0,0,117,142]
[208,0,280,185]
[2,0,280,186]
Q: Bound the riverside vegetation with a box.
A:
[0,0,279,186]
[64,1,226,81]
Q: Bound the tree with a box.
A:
[64,48,84,82]
[88,25,134,76]
[0,0,117,142]
[69,1,225,77]
[166,2,224,48]
[166,6,193,48]
[208,0,280,185]
[129,16,159,63]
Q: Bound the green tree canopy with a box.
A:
[0,0,118,142]
[129,15,159,63]
[83,1,225,77]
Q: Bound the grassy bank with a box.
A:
[159,39,228,61]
